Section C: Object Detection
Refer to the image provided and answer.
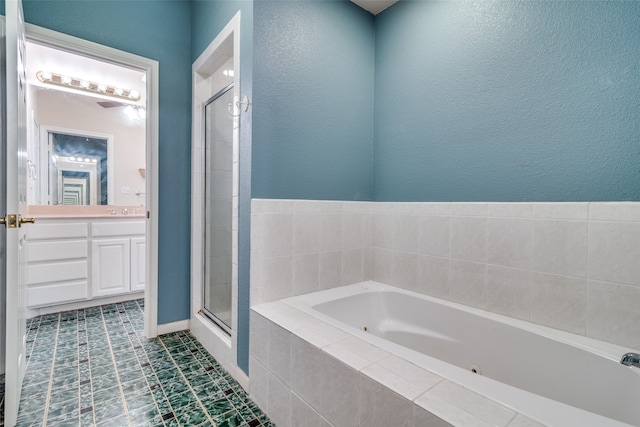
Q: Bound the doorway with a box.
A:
[20,23,158,340]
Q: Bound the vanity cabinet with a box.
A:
[27,217,145,309]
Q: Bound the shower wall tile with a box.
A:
[488,202,533,218]
[416,255,449,299]
[418,215,450,258]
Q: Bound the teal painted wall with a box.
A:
[191,0,254,374]
[252,0,375,201]
[23,0,193,324]
[374,0,640,201]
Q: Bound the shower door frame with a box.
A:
[201,83,235,336]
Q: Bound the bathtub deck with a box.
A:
[250,300,545,427]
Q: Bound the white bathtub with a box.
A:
[284,281,640,427]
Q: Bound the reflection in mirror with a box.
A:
[46,132,111,205]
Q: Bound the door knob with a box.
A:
[19,215,35,226]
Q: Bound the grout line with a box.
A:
[42,313,62,426]
[99,305,132,427]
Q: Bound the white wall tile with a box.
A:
[291,392,324,427]
[293,254,320,296]
[487,218,532,270]
[488,203,533,218]
[413,405,454,427]
[261,213,294,257]
[587,281,640,349]
[418,215,450,257]
[532,219,587,278]
[416,255,449,299]
[319,251,342,291]
[359,374,414,427]
[450,217,488,263]
[268,322,292,386]
[530,272,586,335]
[268,372,292,427]
[291,336,323,410]
[249,356,268,411]
[294,213,321,255]
[319,353,360,427]
[588,221,640,286]
[341,248,365,285]
[319,213,343,252]
[589,202,640,222]
[262,256,293,303]
[485,265,531,321]
[419,202,452,216]
[372,214,393,249]
[451,203,488,217]
[249,311,269,364]
[393,214,420,253]
[533,203,588,220]
[343,213,369,250]
[371,247,393,285]
[392,251,419,292]
[448,260,486,309]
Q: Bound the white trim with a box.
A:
[25,23,160,339]
[157,319,189,336]
[25,291,144,318]
[191,11,241,377]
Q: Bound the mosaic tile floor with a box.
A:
[14,299,274,427]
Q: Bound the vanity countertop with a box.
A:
[28,205,146,219]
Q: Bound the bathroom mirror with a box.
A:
[44,130,113,205]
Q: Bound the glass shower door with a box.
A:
[203,84,234,332]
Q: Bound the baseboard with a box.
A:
[26,292,145,318]
[157,319,190,335]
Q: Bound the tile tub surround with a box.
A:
[250,199,640,350]
[16,300,272,427]
[250,303,547,427]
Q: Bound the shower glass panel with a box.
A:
[203,84,234,333]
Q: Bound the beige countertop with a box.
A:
[28,205,146,219]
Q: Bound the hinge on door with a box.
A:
[1,214,18,228]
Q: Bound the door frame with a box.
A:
[25,23,159,338]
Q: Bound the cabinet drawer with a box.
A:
[29,223,88,240]
[28,260,88,285]
[28,281,87,307]
[92,221,145,237]
[28,240,88,263]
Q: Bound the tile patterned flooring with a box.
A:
[12,299,273,427]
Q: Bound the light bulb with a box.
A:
[97,84,107,92]
[41,71,52,80]
[129,89,139,99]
[80,80,90,89]
[62,75,72,84]
[114,87,124,96]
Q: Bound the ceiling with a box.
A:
[351,0,398,15]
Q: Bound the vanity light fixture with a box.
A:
[36,70,141,102]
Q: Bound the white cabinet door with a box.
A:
[130,237,146,292]
[91,238,130,297]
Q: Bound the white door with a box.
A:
[4,1,29,426]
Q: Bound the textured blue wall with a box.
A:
[191,0,254,375]
[23,0,193,324]
[252,0,375,201]
[374,0,640,201]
